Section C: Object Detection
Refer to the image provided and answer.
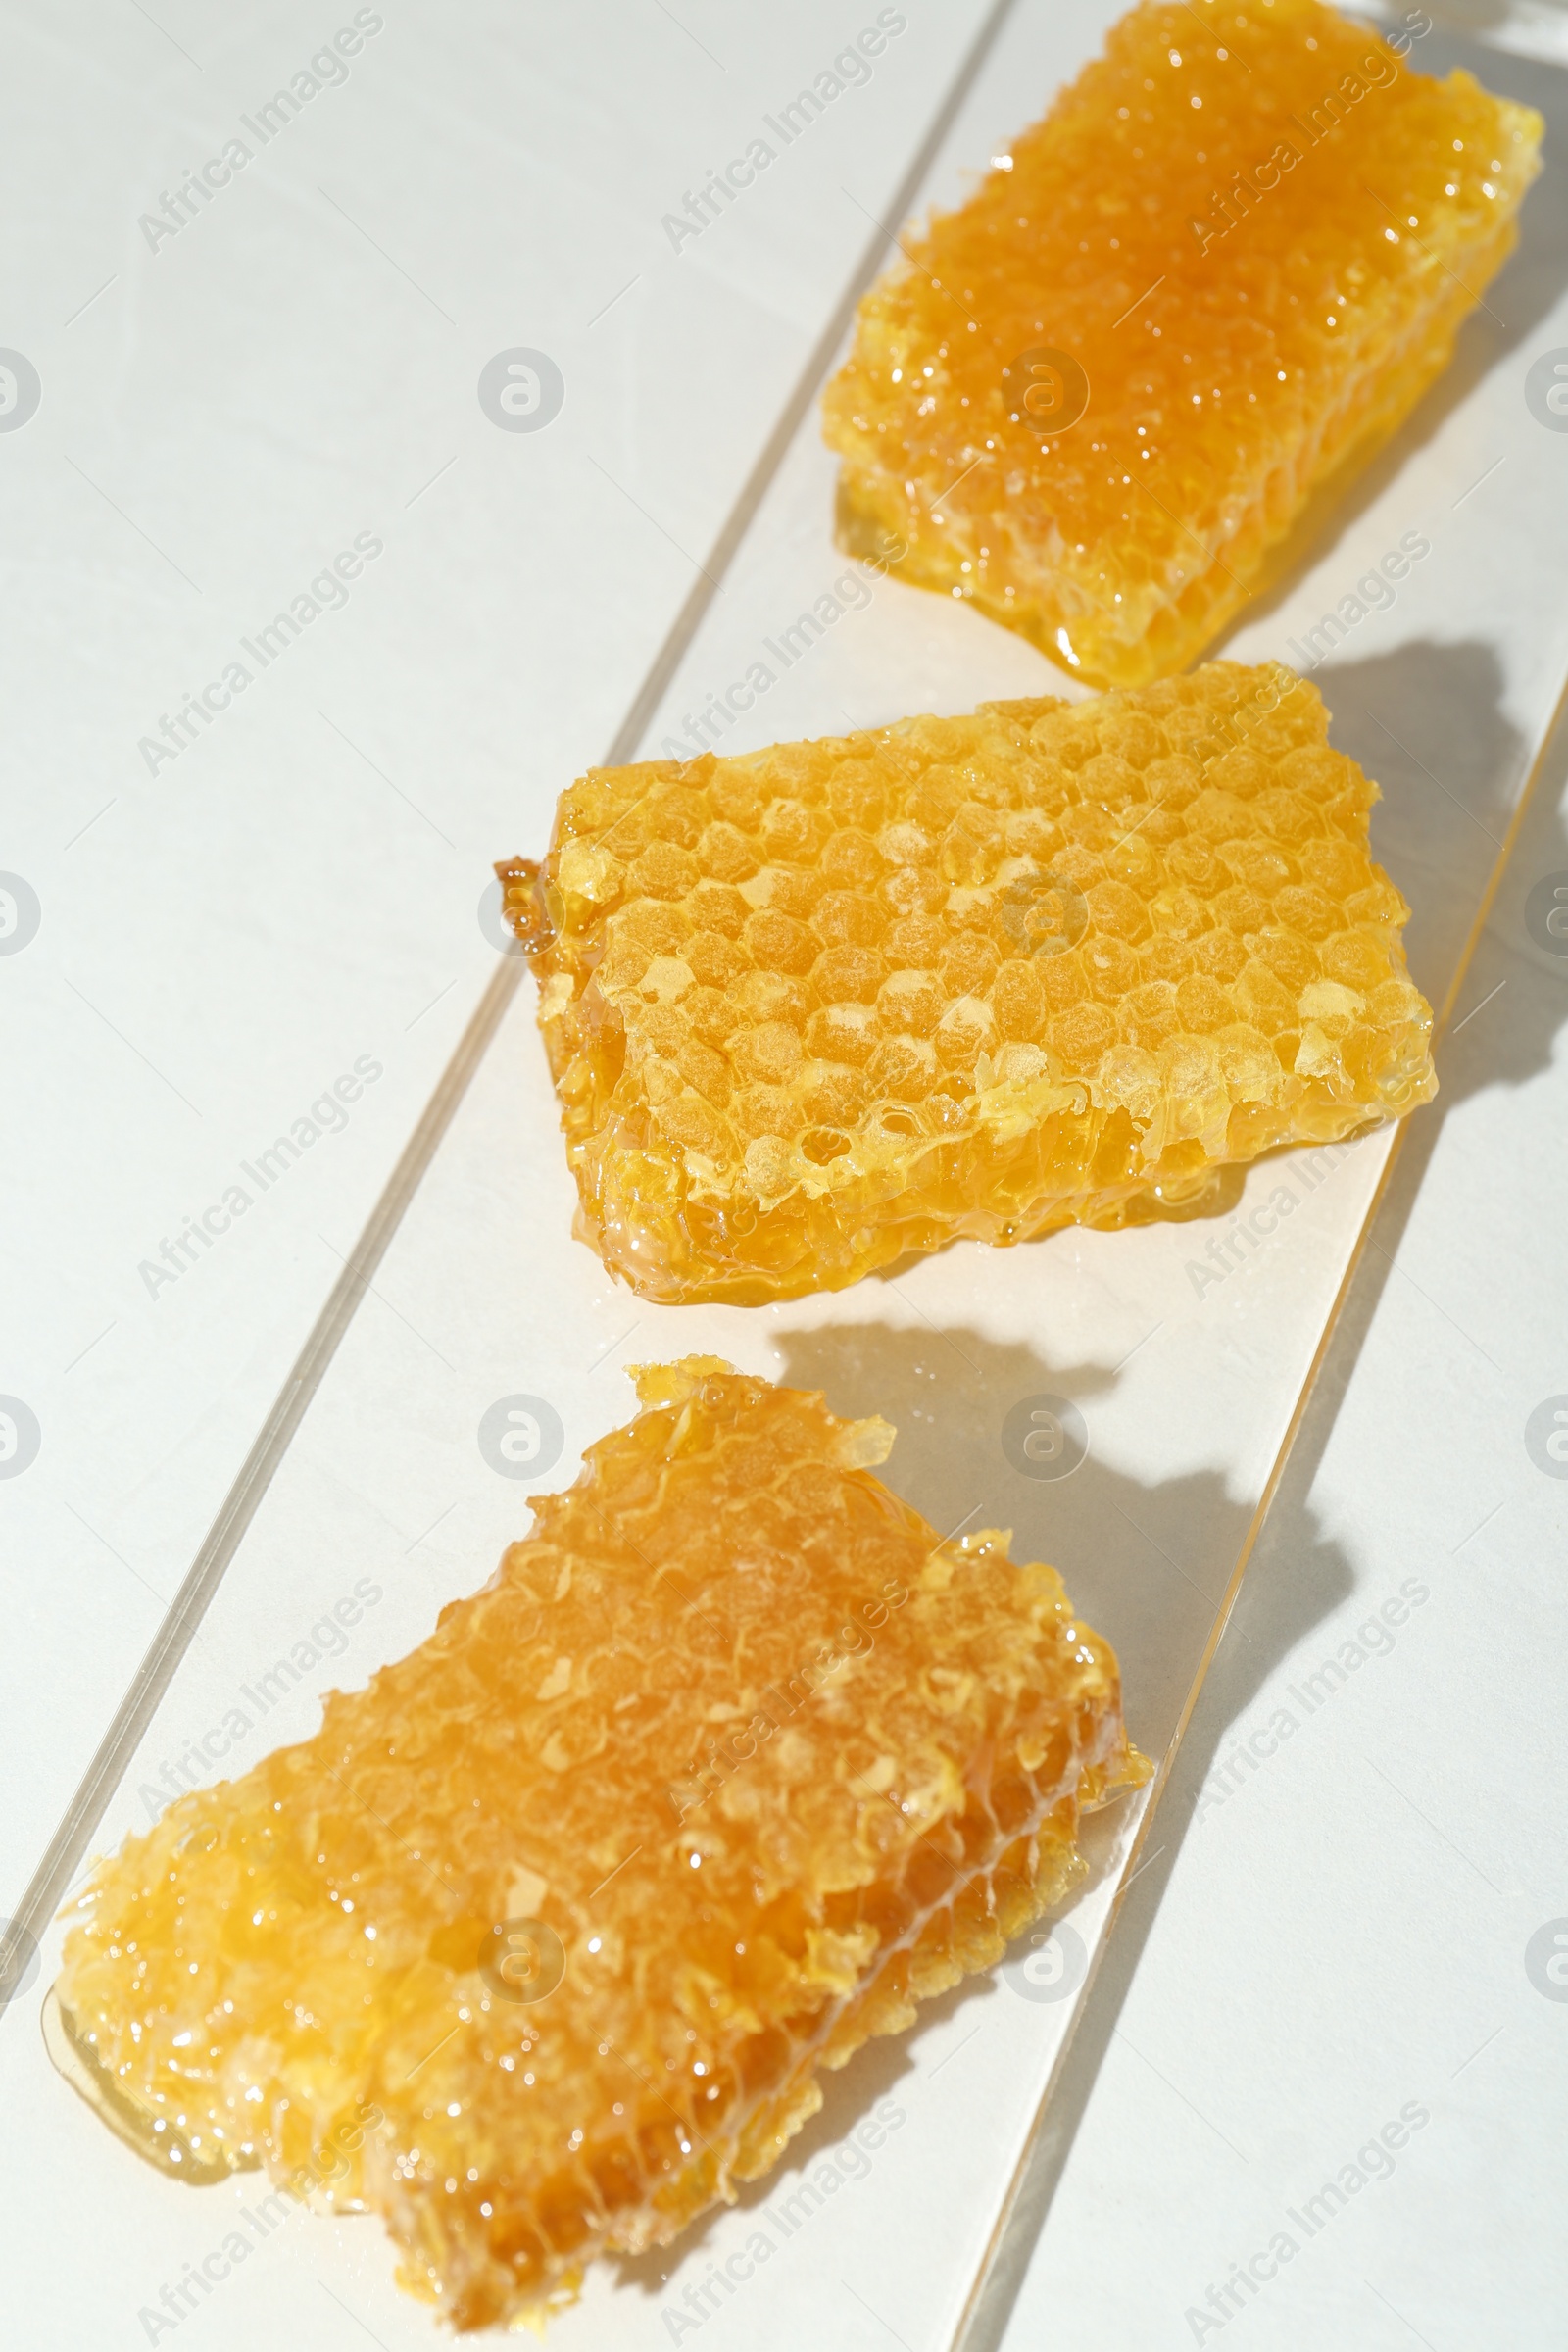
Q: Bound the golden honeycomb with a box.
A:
[501,662,1436,1305]
[55,1360,1145,2332]
[821,0,1542,688]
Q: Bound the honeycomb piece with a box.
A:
[821,0,1542,688]
[501,662,1436,1304]
[55,1361,1145,2333]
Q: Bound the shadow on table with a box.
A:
[1317,636,1568,1106]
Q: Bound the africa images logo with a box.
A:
[0,350,41,432]
[1525,347,1568,431]
[477,350,564,432]
[136,535,384,776]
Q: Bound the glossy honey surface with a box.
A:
[56,1361,1144,2331]
[822,0,1541,685]
[506,663,1436,1304]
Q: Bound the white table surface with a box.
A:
[2,3,1565,2346]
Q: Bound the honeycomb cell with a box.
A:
[820,0,1542,688]
[501,662,1436,1305]
[54,1361,1146,2333]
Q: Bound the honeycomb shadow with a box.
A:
[1321,635,1568,1105]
